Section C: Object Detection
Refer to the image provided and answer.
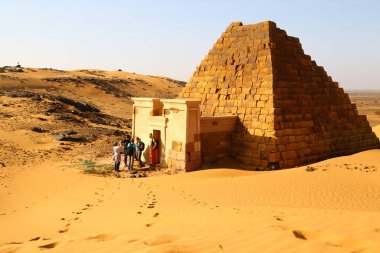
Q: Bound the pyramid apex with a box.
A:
[229,21,243,27]
[226,21,243,31]
[256,20,277,30]
[226,20,277,32]
[264,20,277,28]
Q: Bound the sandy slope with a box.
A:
[0,127,379,253]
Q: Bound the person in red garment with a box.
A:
[149,133,158,167]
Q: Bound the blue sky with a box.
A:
[0,0,379,89]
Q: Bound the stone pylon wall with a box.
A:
[179,21,379,168]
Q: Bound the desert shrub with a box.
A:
[78,159,113,176]
[79,159,96,169]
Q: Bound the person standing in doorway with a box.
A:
[135,137,145,168]
[122,135,131,167]
[149,133,158,167]
[126,137,136,172]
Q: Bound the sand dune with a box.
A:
[0,127,379,252]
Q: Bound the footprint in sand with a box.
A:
[29,237,41,241]
[153,212,159,218]
[39,242,58,249]
[143,235,178,246]
[274,216,284,221]
[325,241,341,247]
[128,239,139,243]
[291,229,336,245]
[5,241,23,245]
[86,234,111,241]
[58,228,68,233]
[292,230,307,240]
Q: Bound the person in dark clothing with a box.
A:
[126,137,136,172]
[122,135,131,167]
[135,137,145,168]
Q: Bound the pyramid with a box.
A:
[179,21,379,168]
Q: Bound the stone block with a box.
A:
[269,152,281,162]
[281,150,298,160]
[252,159,261,167]
[238,156,252,165]
[260,160,268,168]
[172,141,183,152]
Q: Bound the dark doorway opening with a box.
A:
[153,129,161,164]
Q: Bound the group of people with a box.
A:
[112,133,158,173]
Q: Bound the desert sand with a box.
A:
[1,68,380,253]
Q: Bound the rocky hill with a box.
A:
[0,66,185,169]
